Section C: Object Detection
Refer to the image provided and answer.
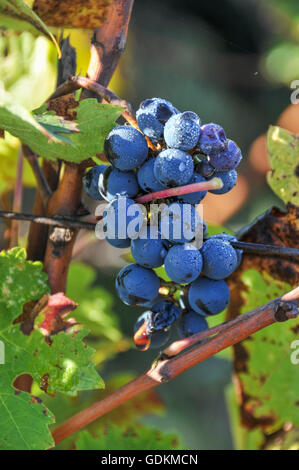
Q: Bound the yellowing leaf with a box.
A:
[0,0,60,55]
[0,31,57,110]
[266,126,299,205]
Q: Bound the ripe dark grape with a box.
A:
[104,125,148,170]
[197,160,215,179]
[209,169,237,194]
[160,202,204,244]
[131,226,168,268]
[99,166,139,201]
[177,311,208,338]
[208,139,242,172]
[154,148,194,187]
[83,165,107,200]
[137,157,165,193]
[136,97,179,140]
[212,232,243,267]
[148,300,182,331]
[164,111,201,151]
[164,243,203,283]
[115,264,160,306]
[201,237,238,280]
[103,196,145,247]
[188,277,230,316]
[197,123,227,155]
[134,312,171,350]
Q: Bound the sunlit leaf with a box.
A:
[238,269,299,431]
[0,31,57,110]
[0,0,60,54]
[267,126,299,205]
[0,90,123,162]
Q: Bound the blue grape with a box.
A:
[177,311,208,338]
[103,196,145,247]
[164,243,202,283]
[197,123,227,155]
[188,276,230,316]
[160,202,204,244]
[148,301,182,331]
[137,157,165,193]
[105,237,131,248]
[208,139,242,171]
[164,111,201,151]
[104,125,148,171]
[177,172,207,204]
[154,149,194,187]
[131,226,168,268]
[209,169,237,194]
[197,160,215,179]
[99,166,139,201]
[116,264,160,306]
[133,312,171,350]
[212,232,243,267]
[136,98,179,140]
[201,238,238,280]
[83,165,107,200]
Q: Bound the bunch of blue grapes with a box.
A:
[83,97,243,351]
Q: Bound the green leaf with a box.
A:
[0,248,104,449]
[0,87,71,144]
[0,0,60,55]
[0,90,123,162]
[0,248,54,449]
[266,126,299,205]
[154,265,171,282]
[0,31,57,111]
[239,269,299,430]
[206,223,234,237]
[75,424,183,450]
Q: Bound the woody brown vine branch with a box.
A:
[42,0,134,294]
[51,287,299,445]
[23,146,52,207]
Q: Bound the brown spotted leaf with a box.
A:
[75,423,183,450]
[226,205,299,448]
[236,203,299,285]
[266,126,299,206]
[33,0,111,29]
